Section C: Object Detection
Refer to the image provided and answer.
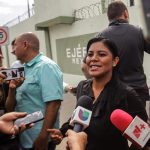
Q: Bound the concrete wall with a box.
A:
[1,16,46,67]
[35,0,101,23]
[1,0,150,87]
[49,13,109,85]
[49,5,150,86]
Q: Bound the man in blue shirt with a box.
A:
[6,32,63,150]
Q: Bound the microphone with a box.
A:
[69,95,93,132]
[110,109,150,148]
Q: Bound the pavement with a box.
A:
[56,93,76,150]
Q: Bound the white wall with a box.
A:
[49,14,108,85]
[34,0,103,24]
[49,5,150,86]
[2,16,46,67]
[1,1,150,87]
[144,53,150,86]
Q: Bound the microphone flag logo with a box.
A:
[69,106,92,130]
[132,124,145,138]
[78,109,89,121]
[123,116,150,148]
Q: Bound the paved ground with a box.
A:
[56,93,76,150]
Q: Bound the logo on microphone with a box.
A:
[71,109,76,120]
[132,124,145,138]
[78,109,90,121]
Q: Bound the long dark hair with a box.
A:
[86,36,119,58]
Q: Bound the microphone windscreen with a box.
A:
[110,109,133,132]
[77,95,93,111]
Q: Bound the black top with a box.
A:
[0,83,14,144]
[96,19,150,101]
[0,83,8,111]
[60,77,148,150]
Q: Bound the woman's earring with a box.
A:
[113,64,116,67]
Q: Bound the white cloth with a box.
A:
[11,60,23,68]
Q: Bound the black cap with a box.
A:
[76,95,93,110]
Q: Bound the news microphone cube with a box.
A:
[70,106,92,130]
[123,116,150,148]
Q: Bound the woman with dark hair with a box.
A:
[48,37,148,150]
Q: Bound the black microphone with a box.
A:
[70,95,93,132]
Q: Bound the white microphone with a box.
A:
[69,95,93,132]
[110,109,150,148]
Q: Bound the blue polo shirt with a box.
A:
[15,53,63,148]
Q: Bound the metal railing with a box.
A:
[74,1,107,20]
[74,0,135,20]
[4,0,135,27]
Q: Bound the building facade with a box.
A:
[1,0,150,87]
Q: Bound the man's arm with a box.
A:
[5,78,24,112]
[33,100,61,150]
[5,85,16,112]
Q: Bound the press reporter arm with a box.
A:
[47,128,63,144]
[5,82,17,112]
[0,112,27,135]
[66,130,87,150]
[47,119,72,144]
[33,100,61,150]
[5,78,24,112]
[63,82,76,95]
[0,70,7,84]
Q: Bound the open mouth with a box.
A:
[90,64,102,69]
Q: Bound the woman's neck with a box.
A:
[92,73,112,100]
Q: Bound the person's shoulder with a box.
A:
[39,56,62,74]
[40,55,53,63]
[78,79,92,84]
[76,79,92,99]
[95,27,110,37]
[126,24,142,32]
[40,55,59,67]
[77,79,92,89]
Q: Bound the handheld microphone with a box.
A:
[70,95,93,132]
[110,109,150,148]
